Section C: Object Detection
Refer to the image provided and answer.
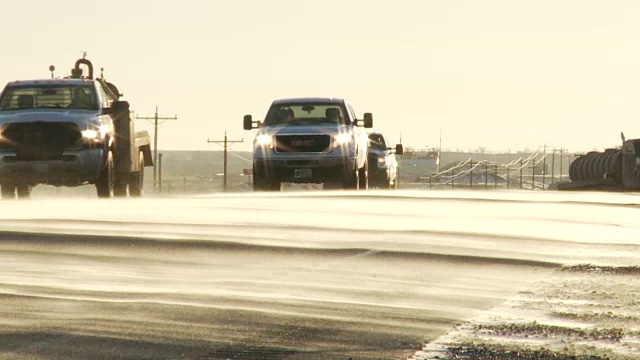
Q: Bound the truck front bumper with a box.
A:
[0,148,104,186]
[254,156,357,184]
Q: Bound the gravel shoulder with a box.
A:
[412,265,640,360]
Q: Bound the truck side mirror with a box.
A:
[363,113,373,128]
[395,144,404,155]
[243,114,256,130]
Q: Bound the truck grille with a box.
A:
[0,122,82,160]
[275,135,331,153]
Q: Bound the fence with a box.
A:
[406,149,576,190]
[149,150,579,193]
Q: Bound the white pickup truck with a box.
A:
[0,57,152,199]
[243,97,373,190]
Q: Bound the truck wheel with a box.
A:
[253,167,280,191]
[358,159,369,190]
[129,151,145,197]
[1,184,16,199]
[16,184,32,199]
[253,176,280,191]
[114,183,128,197]
[343,163,359,189]
[96,150,114,198]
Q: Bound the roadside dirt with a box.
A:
[412,265,640,360]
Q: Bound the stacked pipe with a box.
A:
[569,149,621,183]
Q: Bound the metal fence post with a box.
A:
[559,148,564,180]
[520,159,523,189]
[542,147,547,189]
[532,161,536,190]
[451,169,454,189]
[551,149,556,185]
[484,163,488,189]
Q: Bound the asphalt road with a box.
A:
[0,190,638,359]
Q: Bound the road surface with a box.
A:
[0,190,638,359]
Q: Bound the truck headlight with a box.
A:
[377,156,387,168]
[333,133,351,147]
[255,134,273,148]
[82,125,108,140]
[80,125,108,148]
[81,129,99,139]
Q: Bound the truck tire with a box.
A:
[358,159,369,190]
[253,176,280,191]
[1,184,16,199]
[252,167,279,191]
[344,163,359,190]
[114,183,128,197]
[380,176,391,189]
[16,184,32,199]
[96,150,114,198]
[129,151,145,197]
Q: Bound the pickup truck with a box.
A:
[0,57,152,199]
[367,132,404,189]
[243,97,373,190]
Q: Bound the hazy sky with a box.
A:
[2,0,640,153]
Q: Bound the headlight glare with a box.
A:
[81,129,99,139]
[256,134,273,147]
[334,133,351,146]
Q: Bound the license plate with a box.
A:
[294,169,312,179]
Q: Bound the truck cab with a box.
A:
[243,97,373,190]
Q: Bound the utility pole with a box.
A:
[207,131,243,192]
[137,106,178,191]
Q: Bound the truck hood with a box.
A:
[261,124,352,136]
[0,109,100,129]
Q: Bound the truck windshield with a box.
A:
[264,103,349,126]
[0,85,98,111]
[369,134,388,150]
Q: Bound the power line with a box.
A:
[137,106,177,191]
